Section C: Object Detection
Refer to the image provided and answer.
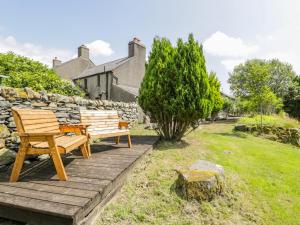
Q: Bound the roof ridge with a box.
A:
[55,57,95,68]
[75,57,130,79]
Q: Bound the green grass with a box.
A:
[95,123,300,225]
[238,114,299,128]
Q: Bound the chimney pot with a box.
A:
[133,37,140,43]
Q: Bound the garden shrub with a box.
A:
[139,34,214,140]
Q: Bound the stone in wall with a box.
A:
[0,124,10,138]
[0,148,16,166]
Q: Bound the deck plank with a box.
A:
[2,182,97,198]
[0,192,80,218]
[0,184,90,207]
[0,135,158,225]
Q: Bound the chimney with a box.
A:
[128,37,145,57]
[52,57,61,68]
[78,44,89,59]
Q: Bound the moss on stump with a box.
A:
[175,160,225,202]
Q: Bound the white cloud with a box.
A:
[203,31,259,57]
[0,35,73,66]
[221,59,245,71]
[204,29,300,73]
[0,35,115,67]
[255,29,300,72]
[85,40,114,57]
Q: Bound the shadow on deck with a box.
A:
[0,135,158,225]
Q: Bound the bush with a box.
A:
[209,72,224,120]
[0,52,84,96]
[139,34,213,140]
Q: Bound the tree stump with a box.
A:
[175,160,225,201]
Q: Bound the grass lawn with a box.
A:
[95,122,300,225]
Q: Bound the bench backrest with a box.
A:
[11,107,60,135]
[80,110,119,133]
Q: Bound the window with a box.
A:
[97,75,100,87]
[84,79,88,90]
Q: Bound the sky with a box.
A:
[0,0,299,94]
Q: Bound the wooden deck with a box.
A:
[0,135,157,225]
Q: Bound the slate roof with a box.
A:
[76,57,129,79]
[116,84,139,96]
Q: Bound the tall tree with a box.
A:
[268,59,297,98]
[283,76,300,118]
[228,59,283,114]
[229,59,297,98]
[139,34,212,141]
[208,71,224,121]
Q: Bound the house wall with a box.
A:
[111,84,136,102]
[77,72,112,100]
[54,58,95,80]
[113,43,146,88]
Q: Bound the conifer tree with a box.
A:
[139,34,212,140]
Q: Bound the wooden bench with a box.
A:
[80,109,132,148]
[10,107,90,182]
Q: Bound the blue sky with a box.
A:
[0,0,299,94]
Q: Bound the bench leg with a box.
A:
[115,136,120,144]
[10,139,28,182]
[127,134,132,148]
[80,143,89,159]
[47,137,68,181]
[86,135,91,156]
[87,142,91,157]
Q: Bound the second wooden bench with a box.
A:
[80,109,132,148]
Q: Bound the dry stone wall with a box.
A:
[234,124,300,147]
[0,87,139,170]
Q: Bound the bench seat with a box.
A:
[89,129,130,138]
[31,135,87,153]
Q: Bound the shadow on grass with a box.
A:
[154,139,190,151]
[213,131,248,139]
[201,119,237,125]
[170,178,187,200]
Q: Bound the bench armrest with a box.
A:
[119,121,129,128]
[60,123,90,128]
[59,124,90,135]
